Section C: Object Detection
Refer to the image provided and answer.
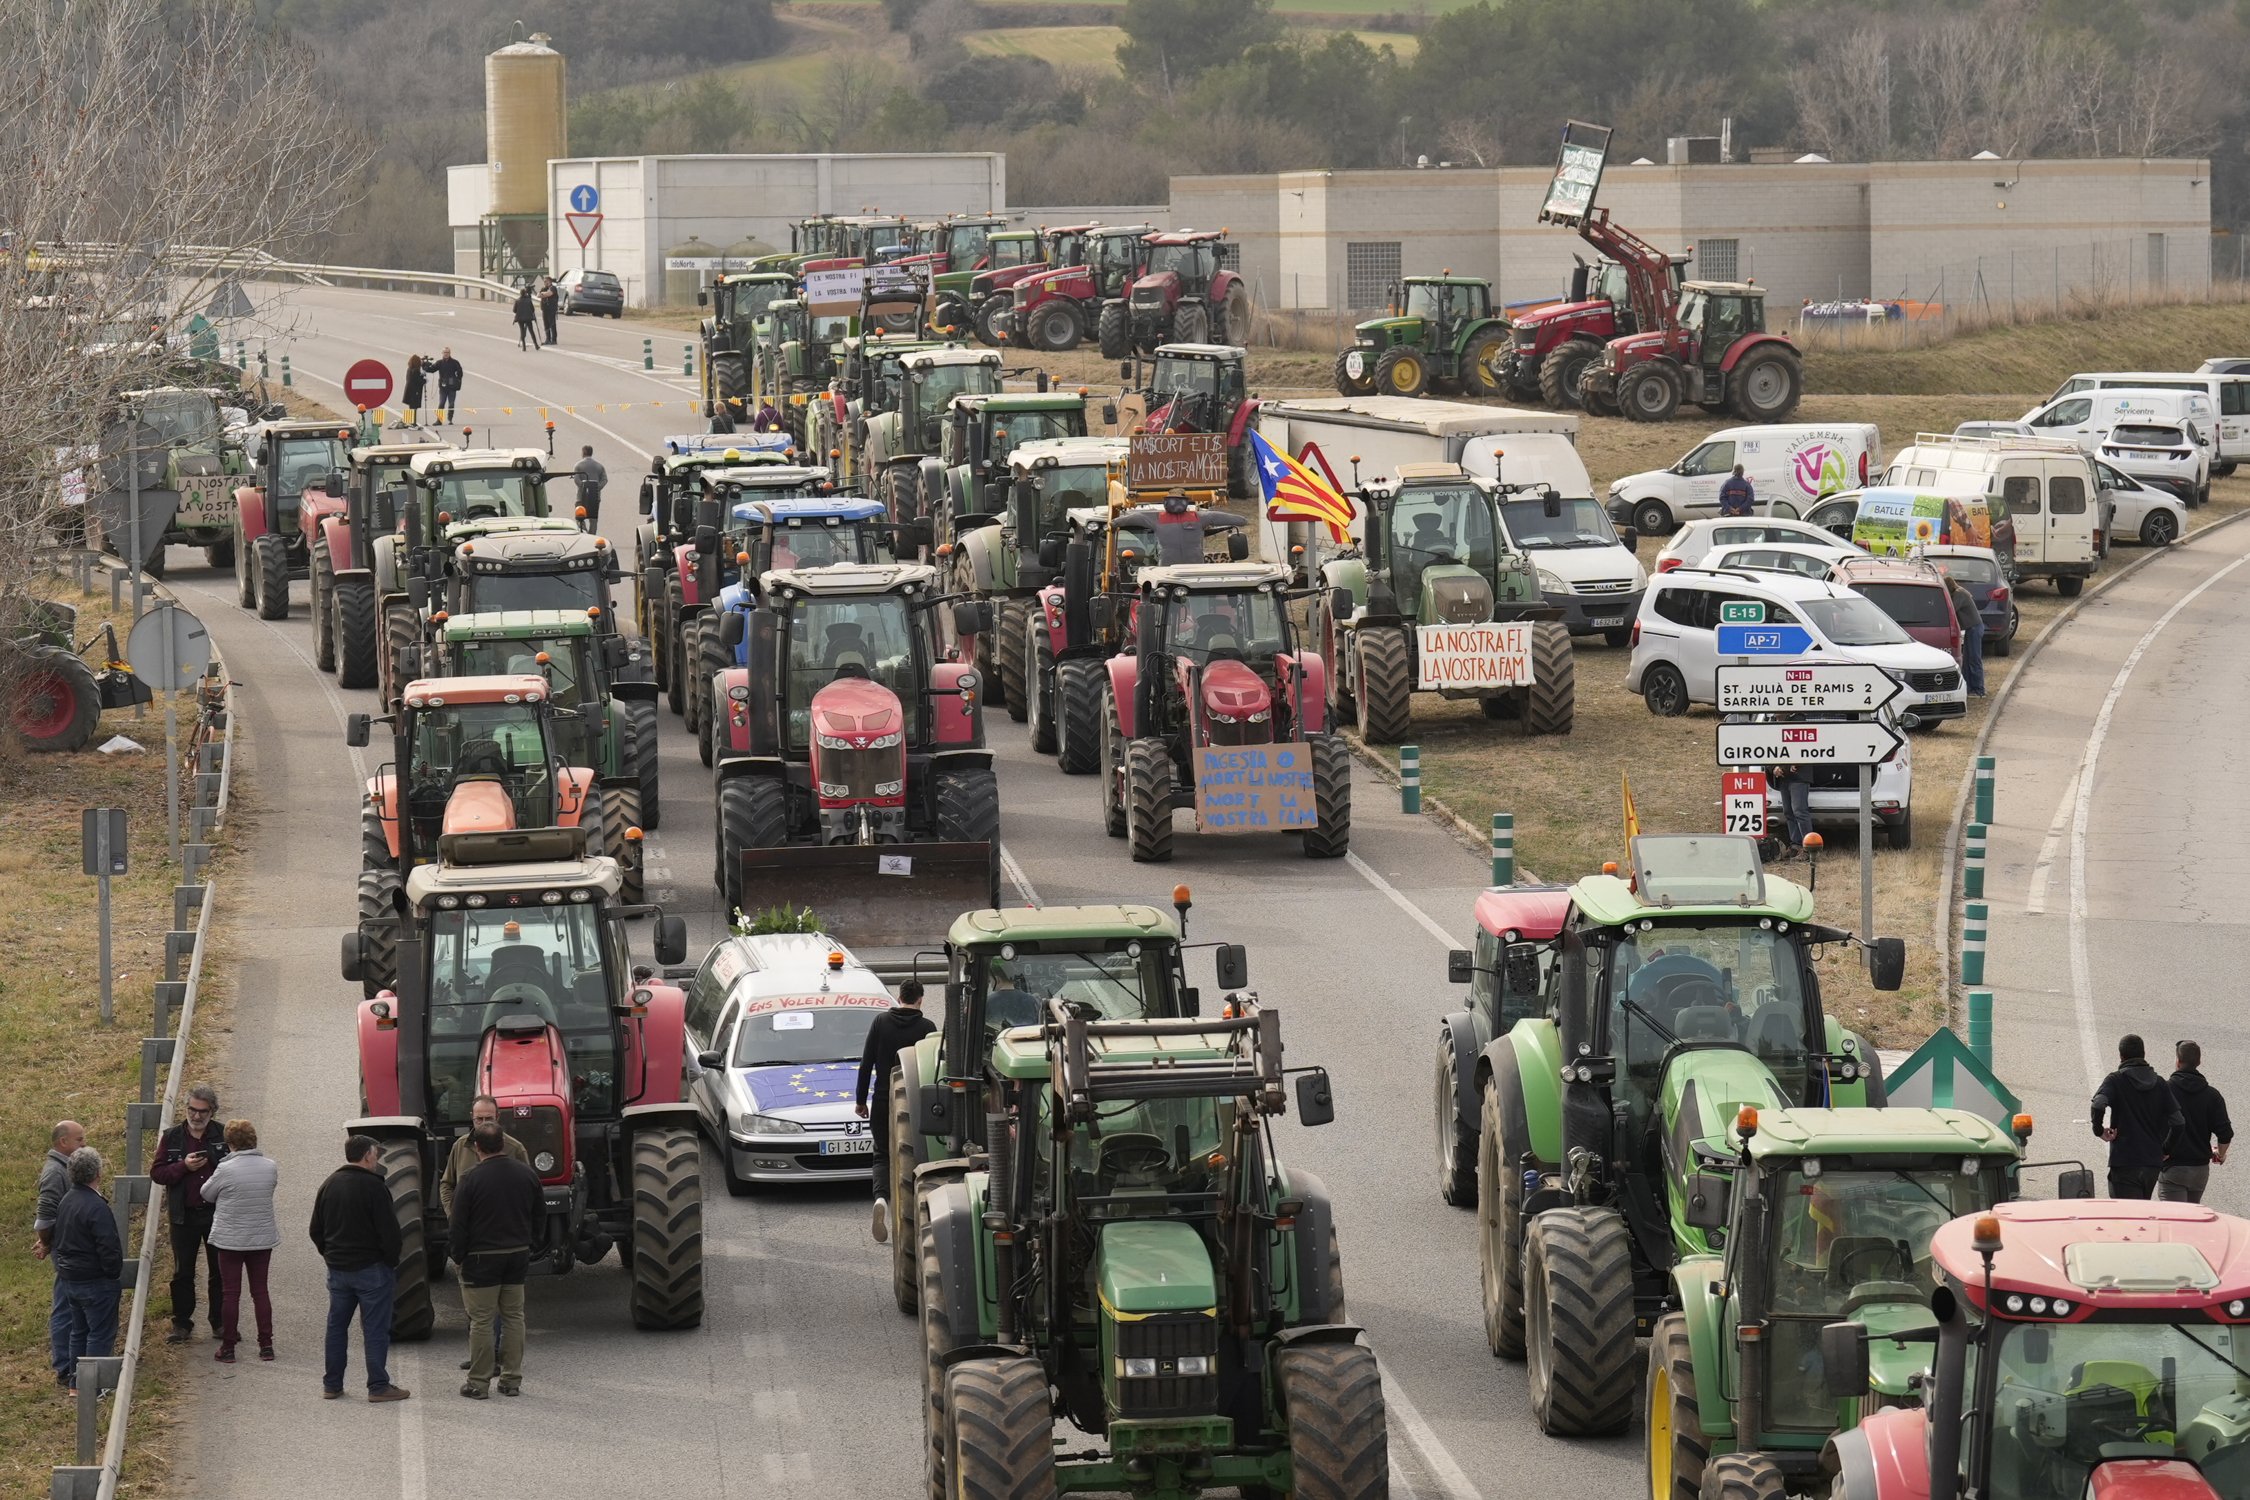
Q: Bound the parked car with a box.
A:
[2197,357,2250,377]
[2091,458,2188,546]
[1606,423,1882,535]
[2039,370,2250,473]
[1701,541,1859,580]
[1651,516,1867,573]
[1954,420,2033,441]
[557,268,626,318]
[1828,555,1962,659]
[1880,432,2106,596]
[2020,387,2215,504]
[1919,544,2018,656]
[1625,567,1967,727]
[1722,707,1915,849]
[1492,489,1647,645]
[2095,423,2202,518]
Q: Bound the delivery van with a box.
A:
[1882,431,2103,595]
[2019,387,2216,503]
[1604,423,1883,536]
[2039,371,2250,469]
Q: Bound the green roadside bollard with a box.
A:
[683,343,694,378]
[1491,812,1515,886]
[1964,823,1987,900]
[258,346,269,380]
[1399,745,1421,815]
[643,338,654,371]
[234,339,247,371]
[1962,901,1988,987]
[1974,755,1996,827]
[1967,990,1994,1070]
[281,353,292,388]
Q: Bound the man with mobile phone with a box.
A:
[150,1084,225,1342]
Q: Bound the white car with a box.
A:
[1653,516,1869,574]
[2090,457,2188,545]
[2094,425,2202,521]
[1626,567,1967,727]
[1701,541,1859,580]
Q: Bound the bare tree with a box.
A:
[1788,27,1895,162]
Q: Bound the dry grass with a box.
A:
[1806,300,2250,397]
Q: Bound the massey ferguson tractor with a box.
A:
[1102,560,1349,862]
[231,419,354,620]
[1102,229,1251,357]
[706,562,1001,924]
[314,441,450,687]
[1579,279,1806,424]
[338,820,699,1339]
[1136,343,1263,502]
[1011,224,1153,353]
[957,223,1090,346]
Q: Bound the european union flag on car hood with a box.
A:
[742,1062,859,1113]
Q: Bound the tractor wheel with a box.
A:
[921,1188,974,1500]
[884,465,923,531]
[311,540,336,672]
[1374,345,1430,398]
[254,532,290,619]
[606,785,646,904]
[1353,625,1413,744]
[628,1123,705,1330]
[376,1137,434,1341]
[1302,733,1351,859]
[711,352,747,407]
[1728,347,1804,422]
[1171,300,1209,346]
[1055,658,1103,774]
[1334,348,1377,396]
[381,599,420,706]
[333,577,379,690]
[973,297,1010,348]
[1462,328,1511,398]
[696,618,729,768]
[717,775,788,914]
[356,872,402,996]
[1477,1075,1530,1359]
[1217,283,1252,344]
[1701,1454,1788,1500]
[1539,341,1601,410]
[1523,621,1575,736]
[1125,736,1175,863]
[995,600,1028,720]
[1618,362,1684,423]
[623,696,662,831]
[664,579,688,715]
[1324,618,1356,718]
[11,646,101,753]
[1096,301,1131,361]
[1433,1030,1478,1207]
[1524,1205,1639,1435]
[888,1068,923,1314]
[1027,627,1057,755]
[1276,1342,1389,1500]
[1582,374,1621,418]
[638,561,661,641]
[946,1358,1061,1500]
[1648,1314,1710,1500]
[1099,691,1128,838]
[1029,300,1083,353]
[234,523,255,607]
[684,617,709,747]
[204,534,233,570]
[933,764,1001,845]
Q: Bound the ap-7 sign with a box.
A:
[1416,623,1533,689]
[1195,744,1317,832]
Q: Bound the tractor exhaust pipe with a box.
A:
[984,1106,1016,1344]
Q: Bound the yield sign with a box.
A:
[343,357,392,409]
[566,212,603,248]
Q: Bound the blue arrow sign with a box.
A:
[569,183,600,213]
[1717,624,1812,655]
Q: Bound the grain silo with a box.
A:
[479,28,566,279]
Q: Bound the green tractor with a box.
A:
[860,347,1003,528]
[933,388,1094,546]
[1302,464,1574,742]
[1473,834,1901,1436]
[699,271,798,421]
[917,997,1382,1500]
[1334,276,1512,399]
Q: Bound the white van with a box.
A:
[1605,423,1882,536]
[1883,432,2104,595]
[2020,387,2218,502]
[2041,371,2250,469]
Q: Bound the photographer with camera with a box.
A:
[150,1084,225,1343]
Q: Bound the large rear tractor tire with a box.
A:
[695,617,728,769]
[606,784,646,904]
[1524,1205,1639,1435]
[334,577,379,689]
[1030,300,1083,354]
[1463,329,1511,398]
[381,600,420,706]
[1539,341,1600,410]
[628,1124,705,1330]
[1216,284,1251,344]
[995,600,1029,721]
[974,297,1011,347]
[311,540,337,672]
[254,532,290,620]
[1125,736,1175,863]
[1334,347,1377,396]
[711,352,747,409]
[888,1069,923,1315]
[664,580,688,715]
[1302,733,1351,859]
[1353,625,1413,745]
[377,1137,434,1340]
[717,774,789,915]
[921,1188,973,1500]
[234,523,256,608]
[10,647,101,753]
[1375,345,1430,398]
[945,1359,1060,1500]
[1728,348,1804,422]
[1648,1313,1710,1500]
[1433,1034,1477,1206]
[933,765,1001,846]
[623,696,662,831]
[204,535,234,570]
[1477,1077,1529,1359]
[1701,1454,1788,1500]
[1099,691,1129,838]
[1277,1342,1389,1500]
[1171,301,1209,346]
[1096,301,1131,361]
[1524,621,1576,736]
[1055,658,1102,774]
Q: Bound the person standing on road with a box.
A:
[539,276,561,347]
[450,1123,541,1400]
[856,979,936,1245]
[438,1096,526,1218]
[572,446,607,534]
[202,1119,280,1363]
[433,347,464,420]
[2092,1033,2184,1199]
[513,286,541,351]
[52,1147,122,1396]
[35,1120,86,1393]
[1942,567,1985,698]
[1717,465,1756,517]
[2163,1040,2234,1203]
[309,1134,410,1403]
[150,1084,224,1345]
[401,353,427,416]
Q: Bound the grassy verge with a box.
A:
[1805,301,2250,397]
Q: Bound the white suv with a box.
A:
[1625,568,1968,727]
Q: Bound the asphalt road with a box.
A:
[164,284,1634,1500]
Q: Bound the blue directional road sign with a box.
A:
[569,183,600,213]
[1716,624,1812,655]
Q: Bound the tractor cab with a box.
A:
[245,421,352,540]
[709,271,795,342]
[939,391,1094,539]
[892,349,1005,460]
[405,449,556,543]
[1339,276,1511,398]
[1354,466,1523,622]
[99,386,248,566]
[687,463,844,598]
[351,673,578,872]
[1121,232,1245,352]
[1143,344,1248,427]
[1133,562,1297,701]
[980,229,1046,277]
[1085,225,1154,299]
[448,528,621,619]
[838,214,914,262]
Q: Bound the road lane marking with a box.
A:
[2068,548,2250,1087]
[1346,852,1457,949]
[2024,768,2080,914]
[1382,1373,1482,1500]
[998,843,1041,906]
[395,1342,428,1500]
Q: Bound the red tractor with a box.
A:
[1009,224,1154,353]
[960,223,1095,346]
[313,442,449,687]
[231,420,354,621]
[1099,559,1349,861]
[338,819,697,1340]
[1578,279,1804,423]
[1102,229,1250,357]
[1820,1201,2250,1500]
[1136,343,1262,501]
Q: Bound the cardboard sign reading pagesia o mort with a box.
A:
[1127,432,1228,491]
[1194,743,1317,832]
[1415,623,1534,689]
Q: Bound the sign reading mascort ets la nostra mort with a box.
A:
[1195,743,1316,832]
[1415,623,1534,690]
[1127,432,1228,491]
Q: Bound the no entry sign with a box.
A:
[343,357,393,410]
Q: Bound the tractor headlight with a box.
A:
[533,1151,556,1173]
[867,731,903,749]
[875,779,904,796]
[743,1114,805,1135]
[1176,1355,1212,1376]
[1119,1358,1158,1378]
[1247,709,1269,723]
[819,781,849,799]
[1209,711,1237,724]
[818,733,858,750]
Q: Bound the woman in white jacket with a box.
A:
[202,1120,280,1362]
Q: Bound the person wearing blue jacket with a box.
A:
[51,1147,123,1394]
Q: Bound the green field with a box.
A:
[786,0,1458,13]
[964,23,1417,69]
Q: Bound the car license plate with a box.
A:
[819,1138,873,1156]
[1589,616,1623,628]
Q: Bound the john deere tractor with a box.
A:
[917,999,1384,1500]
[1473,834,1900,1436]
[1334,276,1512,399]
[1303,464,1574,742]
[699,271,799,420]
[860,348,1003,527]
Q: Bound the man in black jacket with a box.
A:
[150,1083,224,1343]
[855,979,935,1245]
[450,1125,542,1399]
[52,1147,122,1394]
[432,347,464,419]
[2092,1033,2184,1199]
[309,1134,410,1402]
[2163,1039,2234,1203]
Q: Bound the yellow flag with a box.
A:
[1622,772,1641,848]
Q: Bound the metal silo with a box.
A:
[486,30,567,220]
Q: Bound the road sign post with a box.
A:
[128,603,211,866]
[82,809,127,1025]
[343,358,393,411]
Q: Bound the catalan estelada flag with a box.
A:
[1249,429,1353,544]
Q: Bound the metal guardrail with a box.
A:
[50,626,236,1500]
[38,240,519,301]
